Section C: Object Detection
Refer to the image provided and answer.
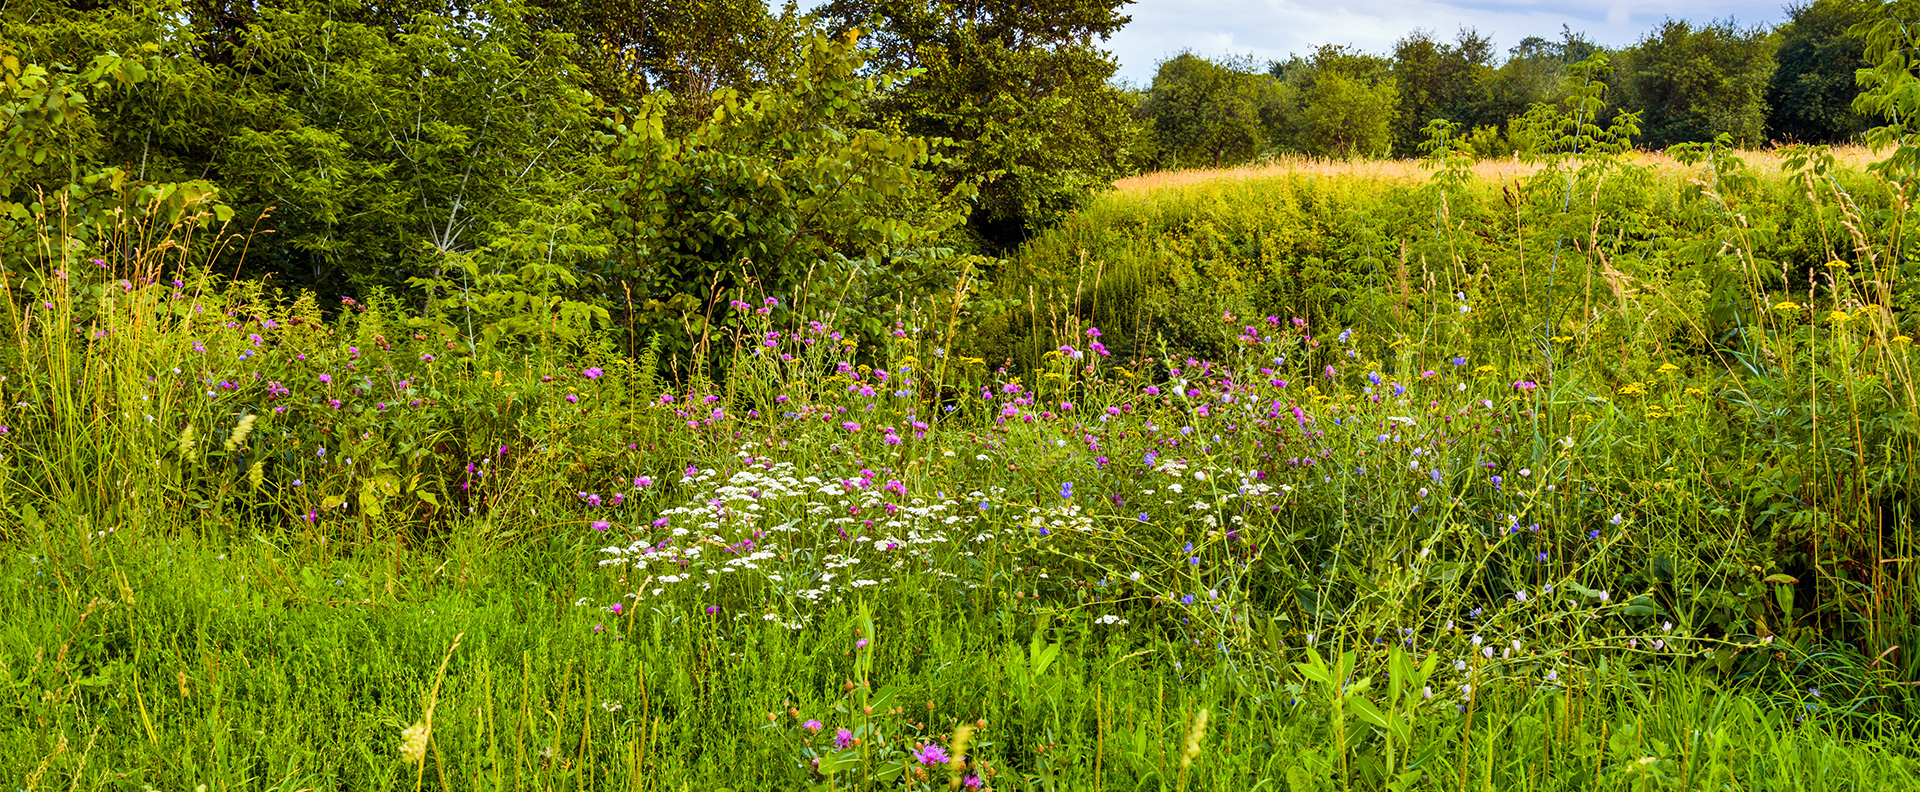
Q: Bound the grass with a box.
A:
[6,532,1916,790]
[4,138,1920,789]
[1111,145,1885,195]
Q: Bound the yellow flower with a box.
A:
[1657,362,1681,373]
[1895,335,1913,344]
[1825,259,1848,268]
[1773,301,1801,312]
[1475,365,1498,373]
[1828,310,1850,325]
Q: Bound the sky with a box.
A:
[793,0,1794,85]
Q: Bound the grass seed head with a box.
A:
[176,423,198,462]
[224,413,257,451]
[1180,708,1210,770]
[399,721,429,764]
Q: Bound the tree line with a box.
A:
[1135,0,1884,169]
[0,0,1906,369]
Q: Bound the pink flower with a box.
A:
[592,520,610,532]
[583,367,603,379]
[834,728,854,749]
[916,744,949,765]
[803,720,823,734]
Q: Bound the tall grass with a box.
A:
[2,149,1918,788]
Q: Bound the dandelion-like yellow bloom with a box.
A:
[1895,335,1913,344]
[1774,301,1801,312]
[399,721,430,764]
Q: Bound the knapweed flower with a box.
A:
[593,520,610,532]
[803,720,823,734]
[855,638,869,650]
[916,744,950,765]
[583,366,603,379]
[834,728,854,749]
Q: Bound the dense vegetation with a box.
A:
[1134,0,1884,169]
[3,0,1920,789]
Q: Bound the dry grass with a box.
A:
[1112,146,1885,196]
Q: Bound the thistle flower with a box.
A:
[399,721,429,764]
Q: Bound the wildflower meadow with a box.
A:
[5,18,1920,792]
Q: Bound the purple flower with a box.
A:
[916,744,950,765]
[706,605,719,614]
[610,602,623,614]
[803,719,823,734]
[855,638,869,650]
[583,366,604,379]
[1060,481,1074,499]
[834,728,854,748]
[593,520,610,532]
[964,776,983,790]
[420,353,435,362]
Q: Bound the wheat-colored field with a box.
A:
[1112,145,1884,195]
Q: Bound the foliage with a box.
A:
[1619,19,1779,149]
[819,0,1139,251]
[6,0,609,299]
[1137,53,1287,169]
[525,0,805,119]
[1276,46,1400,159]
[598,30,972,371]
[1389,29,1497,157]
[1769,0,1881,144]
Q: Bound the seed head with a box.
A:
[399,721,430,764]
[223,413,258,452]
[1179,708,1210,770]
